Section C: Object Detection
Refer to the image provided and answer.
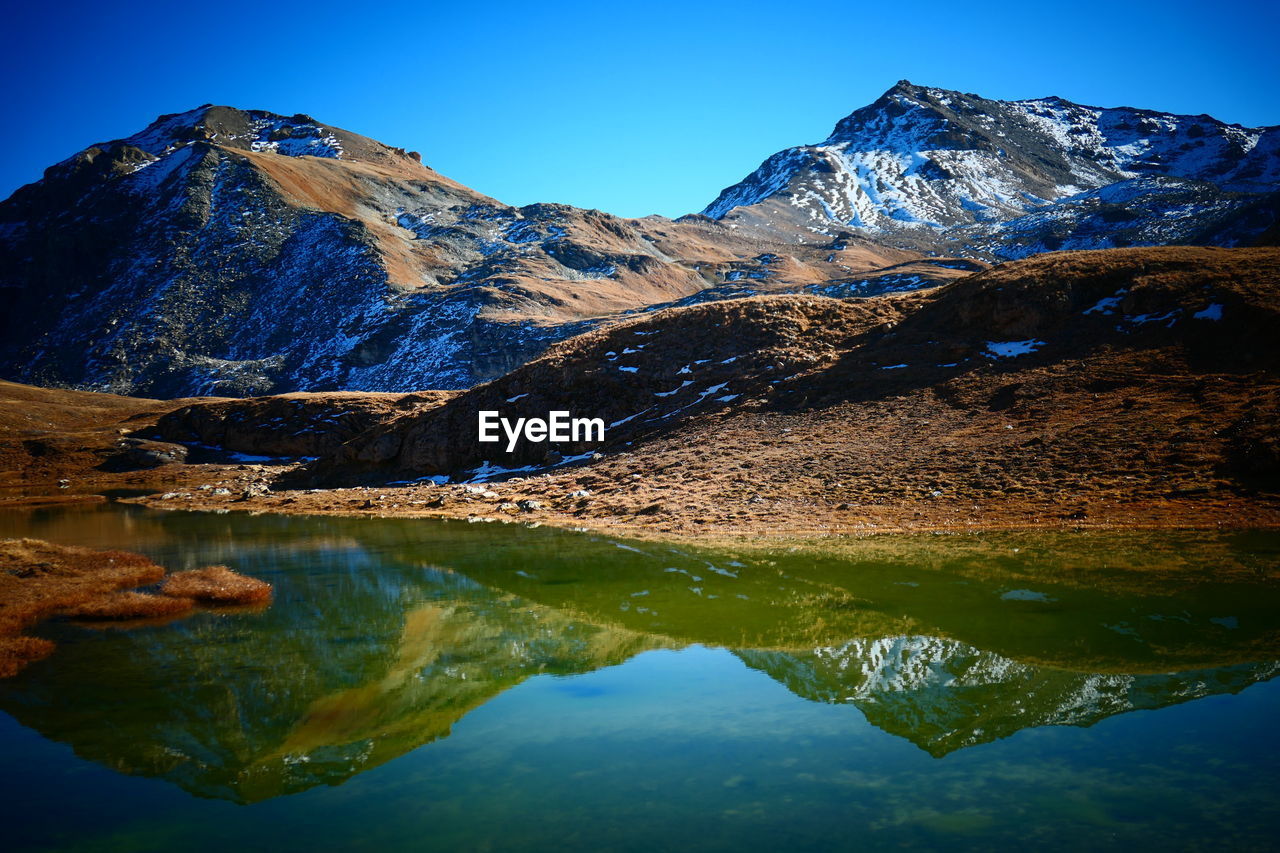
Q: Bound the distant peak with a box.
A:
[883,79,928,100]
[822,81,954,142]
[100,105,427,168]
[109,106,343,161]
[873,81,972,112]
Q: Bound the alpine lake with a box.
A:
[1,500,1278,851]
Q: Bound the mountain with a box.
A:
[701,81,1280,258]
[6,247,1274,536]
[0,105,965,398]
[3,89,1275,401]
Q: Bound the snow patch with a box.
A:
[1084,290,1128,315]
[1001,589,1056,602]
[985,339,1045,359]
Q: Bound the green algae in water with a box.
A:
[0,504,1278,851]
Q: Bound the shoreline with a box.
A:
[4,461,1279,553]
[91,463,1280,551]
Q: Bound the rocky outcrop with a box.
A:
[146,390,455,458]
[292,292,917,483]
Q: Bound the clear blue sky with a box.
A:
[2,0,1277,218]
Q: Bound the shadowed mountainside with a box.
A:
[5,81,1277,399]
[3,246,1278,538]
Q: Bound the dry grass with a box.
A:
[0,635,55,677]
[0,378,213,492]
[0,539,272,677]
[0,538,166,676]
[224,246,1280,541]
[62,590,194,621]
[161,565,273,605]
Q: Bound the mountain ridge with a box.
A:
[0,105,962,397]
[1,86,1276,399]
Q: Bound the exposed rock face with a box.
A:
[0,106,957,398]
[146,390,455,459]
[4,88,1274,401]
[702,81,1280,257]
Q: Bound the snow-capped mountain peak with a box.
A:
[702,81,1280,258]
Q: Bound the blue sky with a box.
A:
[2,1,1277,217]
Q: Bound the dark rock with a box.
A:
[239,482,271,500]
[99,439,188,472]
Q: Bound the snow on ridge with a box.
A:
[247,116,344,159]
[116,107,346,161]
[120,107,212,156]
[703,147,812,219]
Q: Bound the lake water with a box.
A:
[1,503,1279,851]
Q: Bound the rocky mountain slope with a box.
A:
[702,81,1280,258]
[4,88,1273,400]
[298,246,1280,497]
[0,378,451,487]
[0,105,968,398]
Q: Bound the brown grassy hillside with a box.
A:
[252,246,1280,537]
[4,247,1278,541]
[307,247,1279,478]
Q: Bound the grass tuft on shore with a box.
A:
[1,538,271,676]
[162,566,273,605]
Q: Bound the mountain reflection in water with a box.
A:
[0,504,1277,804]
